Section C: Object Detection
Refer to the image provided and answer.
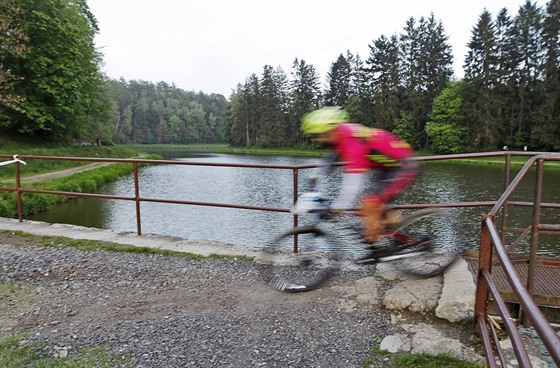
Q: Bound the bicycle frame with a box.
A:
[295,193,428,253]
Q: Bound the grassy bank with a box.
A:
[0,161,142,217]
[128,143,559,169]
[126,143,328,157]
[0,137,160,218]
[0,145,140,180]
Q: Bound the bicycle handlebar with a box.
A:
[0,154,27,167]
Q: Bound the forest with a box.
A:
[0,0,558,153]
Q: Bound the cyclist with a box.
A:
[301,106,419,251]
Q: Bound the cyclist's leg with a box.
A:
[361,162,419,243]
[360,195,385,243]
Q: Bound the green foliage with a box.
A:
[1,0,109,143]
[462,1,559,151]
[107,79,227,145]
[0,162,134,217]
[0,0,28,116]
[0,335,132,368]
[425,122,466,154]
[390,353,484,368]
[425,81,467,153]
[3,0,558,152]
[223,1,558,153]
[0,145,139,179]
[392,112,419,149]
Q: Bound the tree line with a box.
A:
[225,0,559,152]
[107,79,227,145]
[1,0,558,153]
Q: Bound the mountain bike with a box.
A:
[258,191,463,293]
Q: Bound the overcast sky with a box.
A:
[87,0,533,97]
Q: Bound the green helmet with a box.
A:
[301,106,350,135]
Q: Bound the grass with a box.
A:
[390,352,484,368]
[362,338,484,368]
[0,162,138,217]
[0,334,132,368]
[362,346,484,368]
[0,279,40,333]
[0,230,253,261]
[0,132,150,180]
[0,145,141,180]
[127,143,329,157]
[128,143,560,168]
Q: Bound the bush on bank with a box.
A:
[0,162,136,217]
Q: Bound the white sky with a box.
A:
[87,0,533,97]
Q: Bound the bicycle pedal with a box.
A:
[355,254,379,265]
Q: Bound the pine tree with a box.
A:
[464,9,503,149]
[325,53,353,106]
[366,34,402,130]
[494,8,518,146]
[258,65,289,147]
[290,58,321,145]
[400,14,453,147]
[532,0,560,150]
[511,0,545,147]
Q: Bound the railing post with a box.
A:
[133,162,142,236]
[501,154,512,243]
[524,159,544,326]
[475,215,494,327]
[15,160,23,222]
[293,168,299,253]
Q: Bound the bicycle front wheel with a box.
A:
[257,226,339,292]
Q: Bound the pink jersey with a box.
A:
[331,123,414,173]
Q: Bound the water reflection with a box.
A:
[29,152,560,255]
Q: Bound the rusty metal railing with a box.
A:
[1,150,560,365]
[474,153,560,367]
[0,155,318,238]
[0,151,558,247]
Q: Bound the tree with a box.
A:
[511,1,545,148]
[399,14,453,147]
[366,34,402,130]
[425,81,467,153]
[2,0,109,142]
[346,52,372,125]
[257,65,289,147]
[0,0,28,120]
[392,111,418,148]
[532,0,559,150]
[463,9,503,149]
[325,53,353,106]
[289,58,321,145]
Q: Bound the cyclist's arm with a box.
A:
[316,152,338,178]
[331,172,366,211]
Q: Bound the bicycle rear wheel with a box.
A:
[375,208,464,278]
[258,226,339,292]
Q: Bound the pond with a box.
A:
[29,151,560,255]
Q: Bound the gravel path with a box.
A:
[0,242,398,367]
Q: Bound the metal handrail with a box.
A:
[474,154,560,367]
[1,151,560,366]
